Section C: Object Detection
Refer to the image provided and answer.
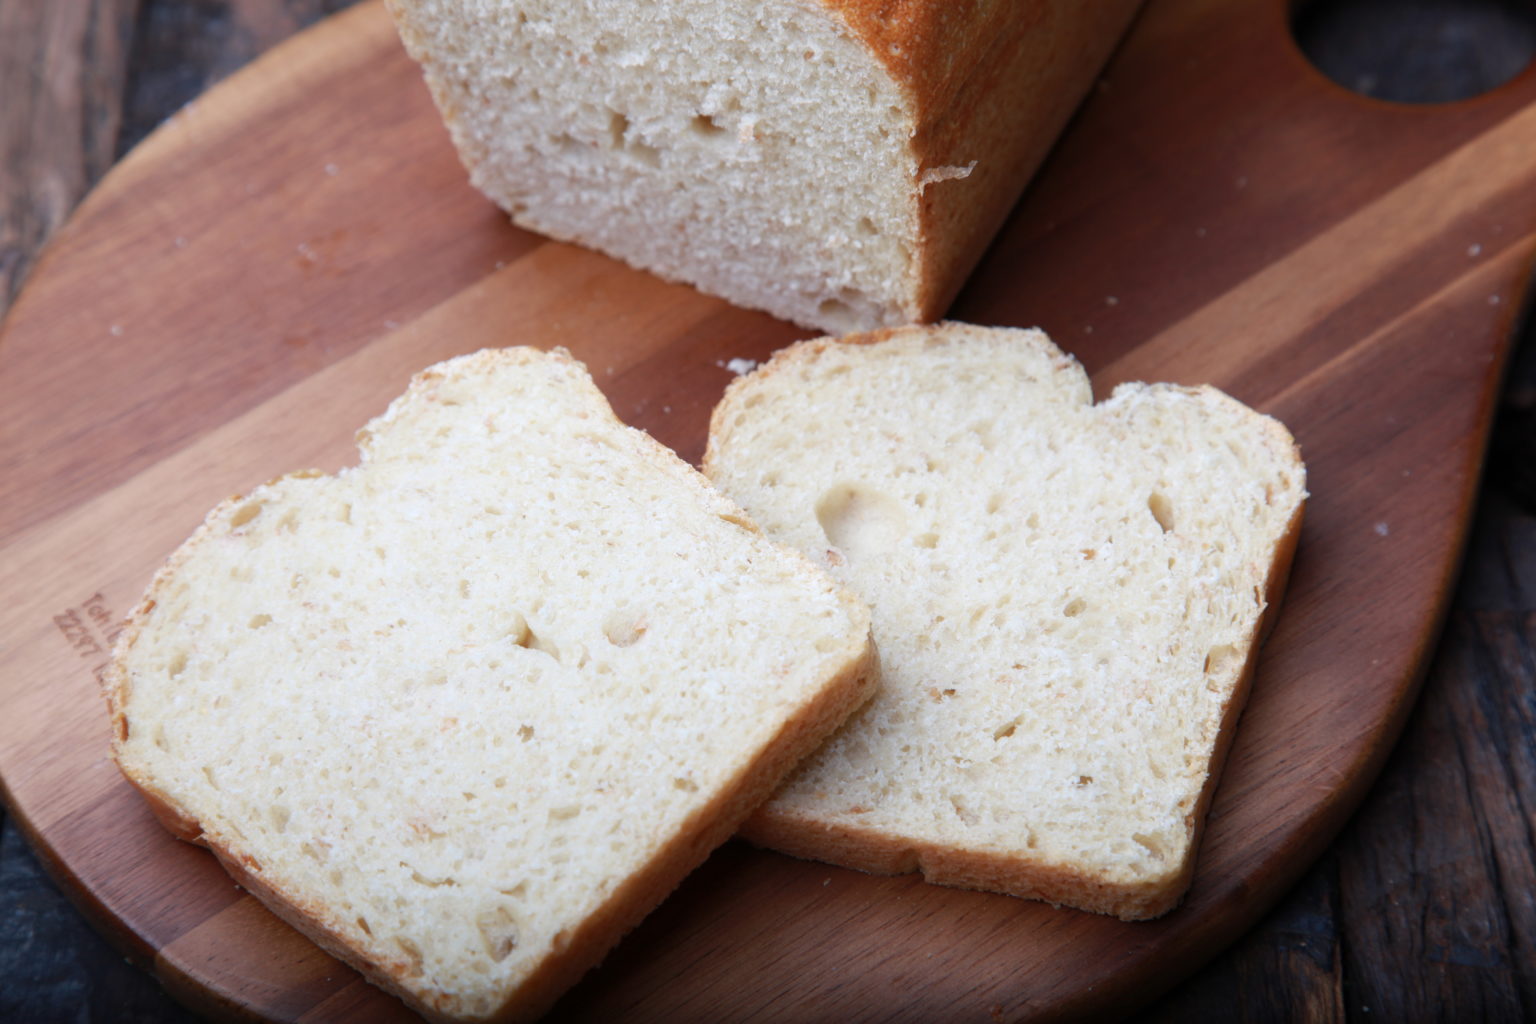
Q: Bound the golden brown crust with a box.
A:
[741,802,1178,920]
[823,0,1145,319]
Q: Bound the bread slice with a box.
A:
[703,323,1306,919]
[384,0,1143,334]
[105,347,875,1023]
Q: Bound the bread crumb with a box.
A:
[1374,521,1390,537]
[917,161,977,190]
[721,358,758,376]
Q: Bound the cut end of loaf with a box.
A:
[385,0,925,333]
[107,346,874,1022]
[707,322,1307,919]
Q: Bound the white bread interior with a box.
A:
[106,347,875,1022]
[703,323,1306,919]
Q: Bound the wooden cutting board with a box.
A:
[1,1,1533,1020]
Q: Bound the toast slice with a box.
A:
[703,322,1306,919]
[105,347,875,1022]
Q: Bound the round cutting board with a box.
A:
[2,1,1534,1020]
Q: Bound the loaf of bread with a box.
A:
[384,0,1144,334]
[104,347,875,1022]
[703,323,1307,920]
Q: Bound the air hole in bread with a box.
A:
[517,724,534,743]
[549,805,581,822]
[269,805,290,833]
[410,868,458,888]
[249,613,272,629]
[166,651,188,677]
[1203,644,1240,676]
[856,216,878,236]
[229,501,263,529]
[992,717,1021,740]
[689,112,727,137]
[602,609,647,647]
[503,610,531,648]
[356,915,372,936]
[1132,832,1168,861]
[815,483,907,558]
[395,936,425,976]
[915,532,939,549]
[1148,492,1175,533]
[152,722,171,752]
[1063,597,1087,618]
[816,298,856,331]
[606,109,629,147]
[605,108,662,166]
[673,776,698,792]
[525,625,561,662]
[477,905,520,962]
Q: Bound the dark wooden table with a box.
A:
[3,1,1533,1021]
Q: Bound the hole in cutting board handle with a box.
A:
[1292,0,1536,103]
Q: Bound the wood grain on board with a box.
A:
[1,0,1534,1020]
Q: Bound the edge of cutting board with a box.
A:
[2,1,1535,1020]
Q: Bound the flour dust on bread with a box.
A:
[384,0,1143,334]
[105,347,875,1022]
[704,323,1306,920]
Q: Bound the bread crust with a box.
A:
[822,0,1146,319]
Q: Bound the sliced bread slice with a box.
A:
[105,347,875,1022]
[703,322,1306,920]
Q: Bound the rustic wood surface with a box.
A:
[1,0,1533,1021]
